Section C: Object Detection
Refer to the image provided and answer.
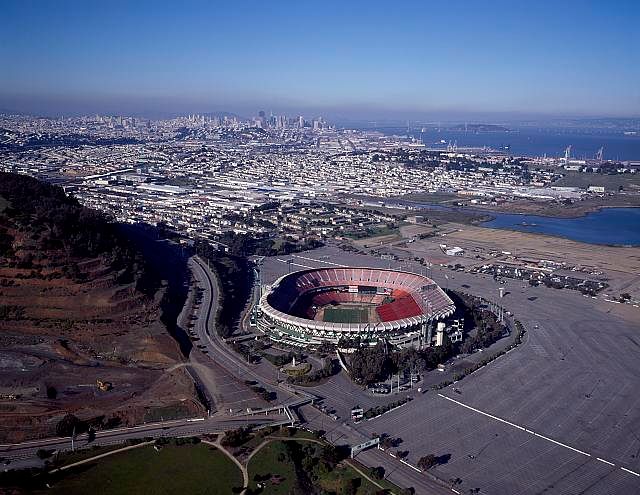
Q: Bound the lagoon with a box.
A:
[482,207,640,246]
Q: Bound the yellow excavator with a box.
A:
[96,379,112,392]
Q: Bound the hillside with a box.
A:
[0,173,201,442]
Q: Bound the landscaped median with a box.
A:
[431,318,527,391]
[361,396,414,421]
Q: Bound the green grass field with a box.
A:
[323,306,370,323]
[52,444,127,467]
[247,441,297,494]
[248,440,382,495]
[43,443,243,495]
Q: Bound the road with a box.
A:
[190,257,453,494]
[0,415,283,468]
[259,245,640,495]
[8,246,638,494]
[189,257,313,411]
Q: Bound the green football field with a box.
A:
[322,306,370,323]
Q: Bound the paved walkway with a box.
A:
[202,439,248,494]
[48,441,154,474]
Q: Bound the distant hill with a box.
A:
[449,123,509,132]
[0,173,201,442]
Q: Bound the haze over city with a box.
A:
[2,0,639,119]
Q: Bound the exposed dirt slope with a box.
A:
[0,173,201,442]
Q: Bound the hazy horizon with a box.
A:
[2,0,639,120]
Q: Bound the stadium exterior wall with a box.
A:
[257,267,455,348]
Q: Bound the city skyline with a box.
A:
[1,0,639,119]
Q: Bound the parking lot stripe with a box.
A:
[292,254,345,267]
[276,258,314,269]
[437,394,591,457]
[621,467,640,477]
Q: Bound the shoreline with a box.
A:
[476,223,639,248]
[473,203,640,220]
[402,201,640,247]
[400,196,640,219]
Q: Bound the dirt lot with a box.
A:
[554,171,640,191]
[0,259,201,443]
[402,222,640,297]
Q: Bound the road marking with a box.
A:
[621,467,640,477]
[276,258,314,269]
[292,254,345,267]
[399,458,422,473]
[438,394,640,480]
[438,394,591,457]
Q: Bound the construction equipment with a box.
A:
[96,379,112,392]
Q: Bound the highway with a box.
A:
[0,415,283,468]
[188,256,456,494]
[9,248,637,494]
[189,257,313,411]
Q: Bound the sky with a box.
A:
[1,0,639,120]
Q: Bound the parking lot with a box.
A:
[261,243,640,494]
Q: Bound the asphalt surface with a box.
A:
[6,246,638,495]
[189,258,270,412]
[261,244,640,495]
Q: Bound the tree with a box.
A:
[36,448,54,459]
[55,413,85,438]
[417,454,438,471]
[221,427,251,447]
[46,385,57,400]
[344,477,360,495]
[370,466,385,480]
[349,342,393,384]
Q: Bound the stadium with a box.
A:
[257,267,455,348]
